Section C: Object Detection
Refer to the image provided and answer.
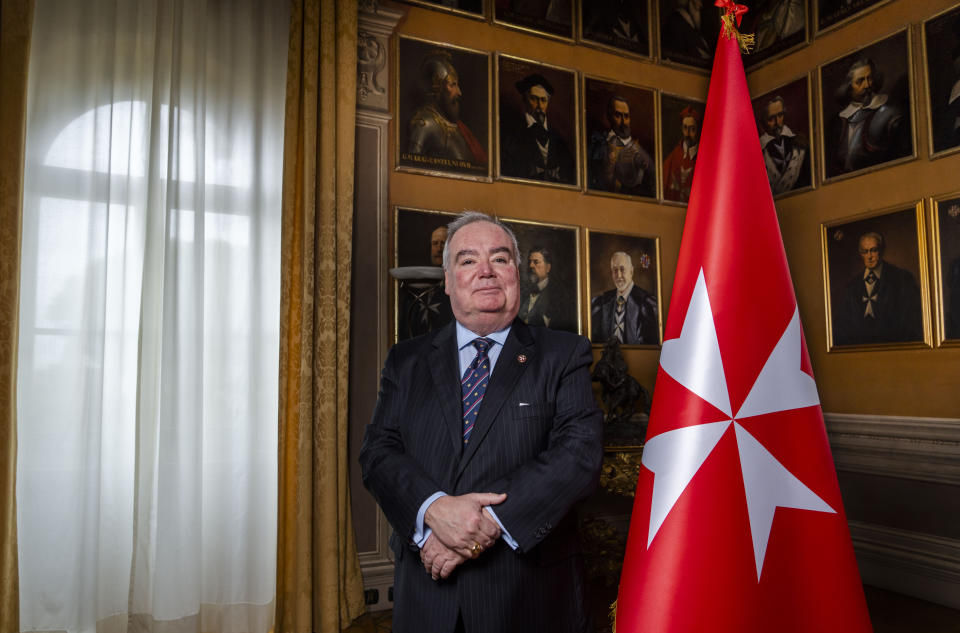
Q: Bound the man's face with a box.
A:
[850,65,874,103]
[528,251,551,283]
[525,85,550,125]
[610,253,634,293]
[763,100,785,137]
[445,221,520,335]
[430,226,448,267]
[611,99,631,138]
[681,116,700,146]
[438,73,462,121]
[858,236,881,270]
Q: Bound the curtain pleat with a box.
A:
[0,1,34,630]
[275,1,365,631]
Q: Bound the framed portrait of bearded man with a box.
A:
[396,36,492,181]
[584,76,658,201]
[817,29,916,183]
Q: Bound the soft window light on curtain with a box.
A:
[16,1,288,631]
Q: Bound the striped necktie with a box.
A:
[461,337,493,444]
[615,295,626,342]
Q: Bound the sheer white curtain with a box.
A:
[16,1,288,631]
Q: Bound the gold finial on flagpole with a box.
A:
[715,0,755,54]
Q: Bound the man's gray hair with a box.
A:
[442,211,521,271]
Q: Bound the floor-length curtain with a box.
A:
[16,1,288,631]
[275,0,365,630]
[1,1,34,631]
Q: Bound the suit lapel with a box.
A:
[456,320,535,479]
[428,322,464,455]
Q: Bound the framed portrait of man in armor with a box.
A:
[499,217,582,335]
[496,54,580,189]
[392,207,458,343]
[586,229,662,348]
[821,202,931,351]
[817,29,915,183]
[750,75,814,198]
[584,76,658,200]
[930,192,960,346]
[396,36,491,181]
[923,4,960,159]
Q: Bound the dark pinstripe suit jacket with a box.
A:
[359,318,603,633]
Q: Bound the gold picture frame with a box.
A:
[492,0,575,42]
[930,192,960,347]
[921,4,960,160]
[495,53,581,190]
[659,91,706,206]
[399,0,486,20]
[585,228,663,348]
[820,201,931,352]
[582,74,660,201]
[578,0,652,60]
[395,35,493,182]
[750,73,816,200]
[498,215,583,335]
[816,28,917,185]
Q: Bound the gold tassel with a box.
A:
[720,12,755,54]
[609,599,618,633]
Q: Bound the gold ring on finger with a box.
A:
[471,542,482,555]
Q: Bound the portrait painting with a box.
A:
[396,37,491,181]
[500,217,581,334]
[580,0,651,58]
[494,0,574,40]
[932,194,960,345]
[923,5,960,158]
[586,229,662,347]
[584,76,657,200]
[740,0,808,68]
[658,0,721,71]
[660,92,705,205]
[750,75,813,197]
[392,207,458,342]
[815,0,890,34]
[399,0,485,19]
[496,54,580,188]
[822,203,929,350]
[818,29,914,183]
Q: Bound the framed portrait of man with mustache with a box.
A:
[817,29,916,183]
[584,76,658,201]
[496,54,580,189]
[396,36,492,181]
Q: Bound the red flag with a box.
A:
[614,12,873,633]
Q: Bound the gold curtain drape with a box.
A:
[276,0,366,631]
[0,1,34,631]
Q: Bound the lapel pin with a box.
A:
[517,354,528,364]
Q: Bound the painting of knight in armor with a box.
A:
[392,207,458,342]
[586,229,662,348]
[584,76,657,200]
[396,36,491,181]
[818,29,915,183]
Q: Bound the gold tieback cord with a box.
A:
[720,10,755,54]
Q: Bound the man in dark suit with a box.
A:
[360,212,603,632]
[591,251,659,345]
[833,231,923,345]
[517,246,577,333]
[499,73,576,184]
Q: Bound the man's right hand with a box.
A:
[424,492,506,558]
[420,533,465,580]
